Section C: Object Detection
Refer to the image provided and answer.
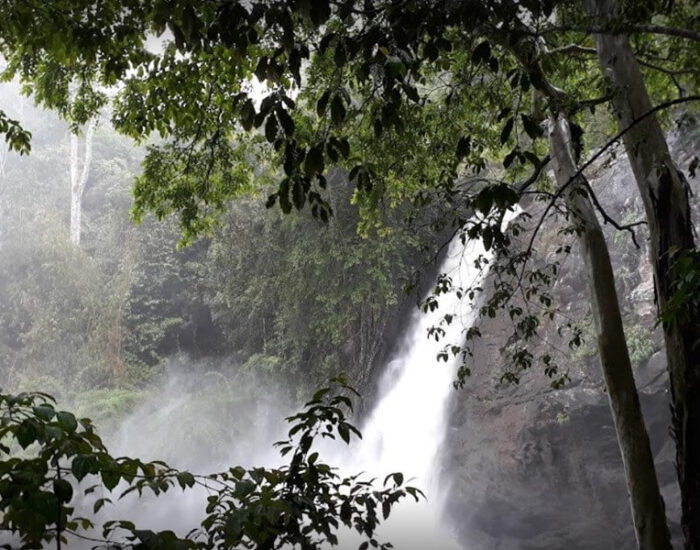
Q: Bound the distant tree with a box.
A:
[69,118,97,246]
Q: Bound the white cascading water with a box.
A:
[337,213,514,549]
[88,214,515,550]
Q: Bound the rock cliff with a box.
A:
[440,126,698,549]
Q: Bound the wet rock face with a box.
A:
[442,374,676,549]
[441,129,697,549]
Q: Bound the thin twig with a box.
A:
[637,59,697,96]
[580,179,646,247]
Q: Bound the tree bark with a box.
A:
[584,1,700,546]
[69,118,97,247]
[549,112,672,550]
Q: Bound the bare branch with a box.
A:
[636,59,699,96]
[522,94,700,261]
[578,92,614,110]
[544,44,597,56]
[637,59,699,77]
[581,178,646,248]
[540,24,700,43]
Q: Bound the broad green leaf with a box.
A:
[53,478,73,503]
[56,411,78,433]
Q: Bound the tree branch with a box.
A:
[637,58,699,77]
[541,24,700,42]
[581,179,646,248]
[636,59,699,96]
[578,92,615,110]
[522,94,700,260]
[544,44,597,56]
[517,155,551,192]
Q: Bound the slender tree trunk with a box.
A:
[584,2,700,545]
[501,28,672,546]
[549,112,672,550]
[69,131,81,245]
[69,118,97,247]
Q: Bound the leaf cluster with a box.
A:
[0,379,418,550]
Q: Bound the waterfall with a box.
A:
[337,213,513,549]
[85,215,514,550]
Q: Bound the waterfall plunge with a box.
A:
[337,214,512,549]
[90,215,514,550]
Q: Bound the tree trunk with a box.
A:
[69,118,97,247]
[584,2,700,546]
[549,112,672,550]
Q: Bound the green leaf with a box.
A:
[521,114,544,139]
[337,138,350,159]
[334,41,347,67]
[330,94,346,125]
[483,226,493,251]
[101,469,120,491]
[475,188,492,215]
[402,83,420,103]
[94,497,111,513]
[493,183,519,207]
[16,420,38,449]
[471,41,491,64]
[176,471,196,489]
[292,177,306,210]
[497,107,511,121]
[312,387,330,401]
[33,404,55,421]
[340,499,352,524]
[456,136,471,160]
[53,478,73,503]
[264,114,278,142]
[338,422,350,444]
[488,56,499,73]
[522,150,540,167]
[304,145,324,176]
[316,90,330,116]
[373,118,383,138]
[72,454,97,481]
[239,99,256,131]
[310,0,330,26]
[56,411,78,433]
[385,56,407,78]
[277,108,295,137]
[503,149,518,169]
[500,117,514,145]
[279,181,292,214]
[45,425,64,440]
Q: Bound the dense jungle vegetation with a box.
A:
[0,0,698,549]
[0,83,432,407]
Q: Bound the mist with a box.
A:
[77,356,294,544]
